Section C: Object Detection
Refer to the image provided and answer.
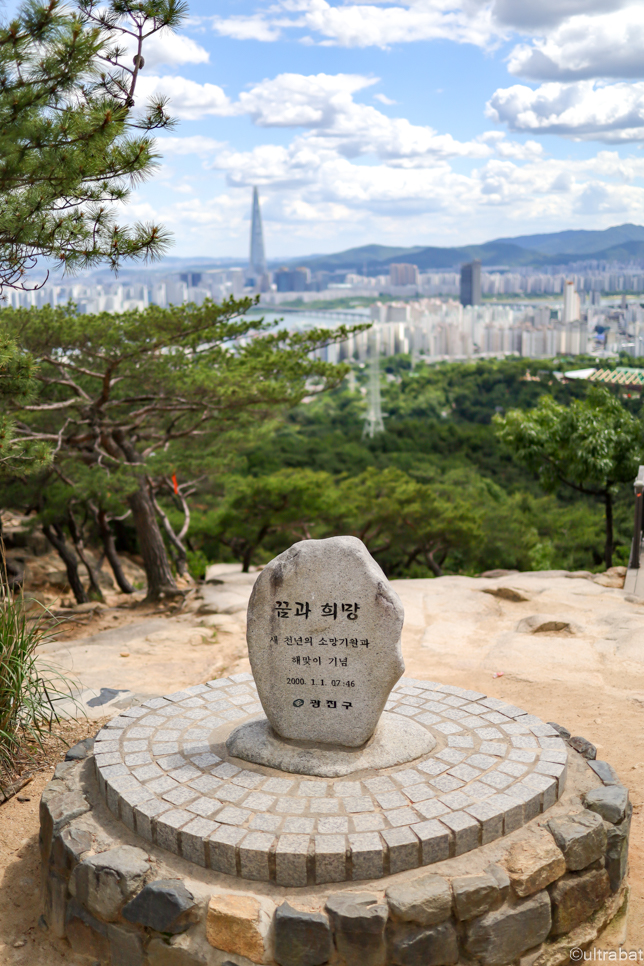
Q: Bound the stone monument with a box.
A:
[227,536,436,775]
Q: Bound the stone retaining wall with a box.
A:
[40,738,630,966]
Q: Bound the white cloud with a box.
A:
[155,136,225,155]
[123,28,209,68]
[374,93,397,104]
[208,0,497,50]
[211,15,283,41]
[237,73,378,127]
[134,76,234,120]
[487,81,644,141]
[508,6,644,81]
[491,0,627,31]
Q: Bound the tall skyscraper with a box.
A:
[249,186,267,279]
[460,260,481,306]
[389,263,419,286]
[563,280,580,323]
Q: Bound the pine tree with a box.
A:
[0,0,183,294]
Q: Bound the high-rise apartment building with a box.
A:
[389,263,419,286]
[460,260,481,306]
[562,280,580,323]
[249,186,267,280]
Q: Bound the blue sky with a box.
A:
[124,0,644,258]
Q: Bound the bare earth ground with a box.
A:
[2,566,644,962]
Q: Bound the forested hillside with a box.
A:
[184,357,639,578]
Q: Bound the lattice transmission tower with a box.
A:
[363,327,385,438]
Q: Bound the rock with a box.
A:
[65,898,110,961]
[588,760,620,785]
[122,879,196,934]
[482,587,531,602]
[451,873,500,921]
[569,736,597,759]
[206,894,271,964]
[198,585,251,615]
[465,891,552,965]
[583,786,629,825]
[226,711,434,778]
[64,737,95,761]
[605,820,630,893]
[50,826,92,876]
[516,615,578,634]
[274,902,332,966]
[547,723,571,740]
[147,936,211,965]
[505,831,566,897]
[247,536,404,747]
[480,570,519,578]
[547,811,606,871]
[387,920,459,966]
[42,870,69,938]
[385,873,452,927]
[70,845,150,922]
[549,868,611,935]
[326,892,388,966]
[106,922,145,966]
[487,864,510,901]
[39,791,90,865]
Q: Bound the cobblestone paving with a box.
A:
[94,676,568,884]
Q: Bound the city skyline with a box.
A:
[118,0,644,260]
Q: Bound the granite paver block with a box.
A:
[212,762,240,779]
[344,795,376,813]
[156,809,193,852]
[282,817,315,834]
[216,805,251,827]
[318,816,349,834]
[438,791,472,810]
[276,834,310,886]
[418,759,449,777]
[403,783,436,803]
[133,798,172,840]
[384,806,420,827]
[186,796,221,818]
[411,820,450,864]
[430,774,465,793]
[263,777,294,794]
[216,785,247,803]
[250,814,282,832]
[162,786,199,807]
[277,797,306,814]
[479,742,507,757]
[315,835,347,883]
[436,748,467,764]
[439,811,480,855]
[144,775,178,796]
[464,800,504,844]
[232,770,265,789]
[449,764,481,782]
[189,775,222,794]
[497,760,528,777]
[434,722,462,735]
[180,818,220,866]
[508,748,536,763]
[208,825,244,874]
[364,776,396,793]
[298,780,328,797]
[349,832,385,879]
[415,799,451,821]
[335,781,364,797]
[506,782,541,821]
[309,798,339,813]
[382,826,420,873]
[352,813,386,832]
[448,735,474,747]
[522,772,558,809]
[239,831,274,881]
[374,791,408,809]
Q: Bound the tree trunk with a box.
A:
[149,485,188,576]
[95,508,134,594]
[127,483,180,600]
[423,544,444,577]
[67,511,104,602]
[604,489,613,570]
[42,524,89,603]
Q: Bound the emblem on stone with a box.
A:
[244,535,405,747]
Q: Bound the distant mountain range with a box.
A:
[287,224,644,273]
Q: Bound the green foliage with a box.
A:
[0,591,72,779]
[0,0,182,292]
[495,386,643,566]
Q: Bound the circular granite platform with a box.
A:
[94,675,569,885]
